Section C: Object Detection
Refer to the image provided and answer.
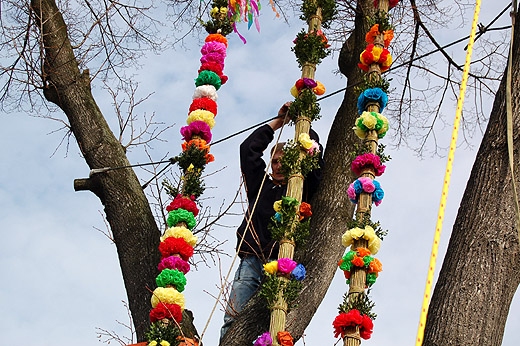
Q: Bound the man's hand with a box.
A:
[269,101,292,131]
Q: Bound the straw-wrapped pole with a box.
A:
[268,4,323,345]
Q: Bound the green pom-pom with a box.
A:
[195,70,222,90]
[367,272,377,286]
[156,269,187,292]
[167,209,196,229]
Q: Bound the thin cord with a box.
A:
[415,0,482,343]
[199,116,289,342]
[505,3,520,241]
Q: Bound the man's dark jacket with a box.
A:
[236,124,324,260]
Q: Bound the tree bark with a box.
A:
[31,0,161,340]
[219,2,374,344]
[423,11,520,345]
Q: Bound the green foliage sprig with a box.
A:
[354,74,392,95]
[269,196,311,247]
[288,88,321,122]
[347,211,388,240]
[300,0,337,29]
[177,145,207,172]
[259,274,303,310]
[183,169,205,198]
[201,0,233,35]
[368,10,394,32]
[338,291,377,319]
[279,139,321,179]
[292,29,331,67]
[146,321,182,346]
[348,143,392,164]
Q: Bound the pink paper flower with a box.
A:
[277,257,297,275]
[157,256,191,274]
[351,153,386,176]
[180,120,212,143]
[201,41,227,56]
[358,177,375,193]
[200,52,225,66]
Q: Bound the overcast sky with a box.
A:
[0,1,518,345]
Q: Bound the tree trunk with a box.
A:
[423,11,520,345]
[31,0,161,340]
[219,2,374,344]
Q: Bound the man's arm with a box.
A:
[240,102,291,197]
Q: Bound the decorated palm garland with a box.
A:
[144,1,248,344]
[332,0,397,345]
[248,0,336,345]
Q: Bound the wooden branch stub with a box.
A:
[74,177,94,191]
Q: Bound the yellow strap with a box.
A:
[415,0,482,344]
[506,6,520,242]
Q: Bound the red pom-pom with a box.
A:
[158,237,194,261]
[295,78,305,90]
[166,194,199,216]
[149,302,183,323]
[360,315,374,340]
[189,97,218,116]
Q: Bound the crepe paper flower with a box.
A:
[205,33,228,47]
[199,62,228,85]
[148,341,171,346]
[358,44,392,72]
[166,209,196,229]
[210,6,228,19]
[351,153,386,177]
[291,263,306,281]
[290,85,299,98]
[278,257,298,275]
[368,257,383,274]
[156,268,187,292]
[339,248,382,286]
[365,24,394,48]
[341,225,381,255]
[298,133,314,150]
[195,70,222,90]
[161,226,198,246]
[187,109,216,129]
[151,286,185,309]
[291,78,325,97]
[356,247,371,257]
[280,196,300,212]
[149,302,183,323]
[347,176,373,198]
[372,180,384,205]
[374,0,399,9]
[273,212,282,222]
[313,81,326,95]
[277,331,294,346]
[357,88,388,114]
[299,202,312,220]
[253,332,273,346]
[181,138,210,153]
[263,260,278,275]
[189,97,218,116]
[383,30,395,48]
[201,41,227,57]
[200,51,226,66]
[353,111,389,139]
[273,200,282,212]
[158,256,191,274]
[333,309,363,338]
[158,237,194,261]
[359,314,374,339]
[193,85,218,101]
[166,194,199,216]
[180,120,212,143]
